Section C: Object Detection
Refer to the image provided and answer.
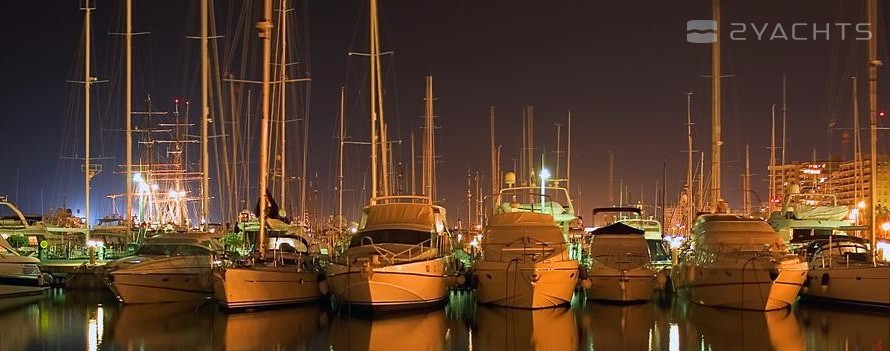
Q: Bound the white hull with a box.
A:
[474,260,578,309]
[586,266,655,302]
[213,265,322,309]
[107,256,213,304]
[673,257,808,311]
[326,258,448,309]
[802,263,890,307]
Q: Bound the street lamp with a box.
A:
[539,168,551,212]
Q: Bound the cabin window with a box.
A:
[349,229,431,248]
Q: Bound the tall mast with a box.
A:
[685,92,694,232]
[277,0,288,211]
[769,104,777,213]
[368,0,384,203]
[83,0,93,241]
[410,132,416,194]
[257,0,273,254]
[423,76,435,201]
[554,122,562,180]
[566,110,572,193]
[742,145,751,215]
[338,87,345,227]
[608,150,614,205]
[781,76,788,176]
[709,0,722,211]
[125,0,133,234]
[526,106,535,183]
[490,106,497,197]
[200,0,210,231]
[852,77,862,207]
[867,0,881,254]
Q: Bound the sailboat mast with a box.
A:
[410,132,416,194]
[852,77,862,207]
[125,0,133,233]
[685,92,694,231]
[742,145,751,216]
[369,0,380,203]
[83,0,93,242]
[781,76,787,175]
[423,76,435,201]
[278,0,288,212]
[554,122,562,180]
[867,0,880,254]
[257,0,273,254]
[769,104,777,213]
[608,150,614,205]
[338,87,345,226]
[490,107,497,198]
[200,0,210,231]
[566,110,572,193]
[709,0,722,211]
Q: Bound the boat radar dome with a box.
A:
[504,172,516,188]
[786,183,801,195]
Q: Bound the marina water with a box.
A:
[2,289,889,350]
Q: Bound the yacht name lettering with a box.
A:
[728,22,870,40]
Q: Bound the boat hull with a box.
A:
[107,256,213,304]
[802,263,890,307]
[474,260,578,309]
[326,258,449,310]
[673,258,808,311]
[586,266,655,303]
[213,266,322,309]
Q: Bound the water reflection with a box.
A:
[580,302,655,350]
[109,301,210,350]
[474,305,577,351]
[5,288,890,350]
[679,301,804,351]
[214,304,328,351]
[800,305,890,350]
[330,308,448,350]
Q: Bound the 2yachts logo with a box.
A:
[687,20,718,43]
[687,20,871,43]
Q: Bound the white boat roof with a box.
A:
[362,203,439,232]
[693,215,786,250]
[484,212,565,244]
[590,234,649,257]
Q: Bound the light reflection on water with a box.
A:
[0,289,889,350]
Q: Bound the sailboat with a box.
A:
[325,3,457,310]
[797,0,890,307]
[211,0,323,310]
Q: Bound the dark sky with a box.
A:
[0,0,888,225]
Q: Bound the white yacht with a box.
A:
[671,214,808,310]
[106,233,222,304]
[325,196,456,310]
[474,211,578,309]
[797,235,890,307]
[585,218,654,303]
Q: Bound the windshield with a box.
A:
[135,244,212,256]
[349,229,432,248]
[647,239,670,261]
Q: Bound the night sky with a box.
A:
[0,0,888,225]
